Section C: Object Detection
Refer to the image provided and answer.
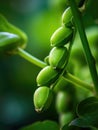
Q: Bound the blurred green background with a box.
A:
[0,0,98,130]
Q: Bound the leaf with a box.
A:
[62,124,71,130]
[62,124,78,130]
[0,32,21,54]
[20,120,60,130]
[0,14,27,48]
[70,97,98,128]
[70,117,95,128]
[77,97,98,117]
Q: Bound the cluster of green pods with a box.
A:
[33,7,74,112]
[34,0,88,126]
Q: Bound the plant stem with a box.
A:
[17,48,94,92]
[63,72,94,92]
[69,0,98,94]
[17,47,46,68]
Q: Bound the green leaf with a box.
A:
[20,120,60,130]
[62,124,78,130]
[0,32,21,53]
[77,97,98,117]
[0,14,27,51]
[70,97,98,128]
[70,117,95,128]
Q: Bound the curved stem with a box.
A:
[63,72,94,92]
[69,0,98,94]
[17,48,94,93]
[17,47,46,68]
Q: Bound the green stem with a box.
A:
[17,48,46,68]
[63,72,94,92]
[69,0,98,94]
[17,48,94,93]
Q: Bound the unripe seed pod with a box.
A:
[62,7,73,26]
[49,47,68,69]
[51,26,73,47]
[33,87,53,112]
[56,91,70,113]
[36,66,59,86]
[59,112,73,127]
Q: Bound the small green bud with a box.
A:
[33,87,53,112]
[44,56,49,65]
[56,91,70,113]
[62,7,73,26]
[36,66,59,86]
[49,47,68,69]
[51,26,73,47]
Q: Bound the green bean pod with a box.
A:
[62,7,73,26]
[33,86,53,112]
[36,66,59,86]
[56,91,70,113]
[49,47,68,69]
[50,26,73,47]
